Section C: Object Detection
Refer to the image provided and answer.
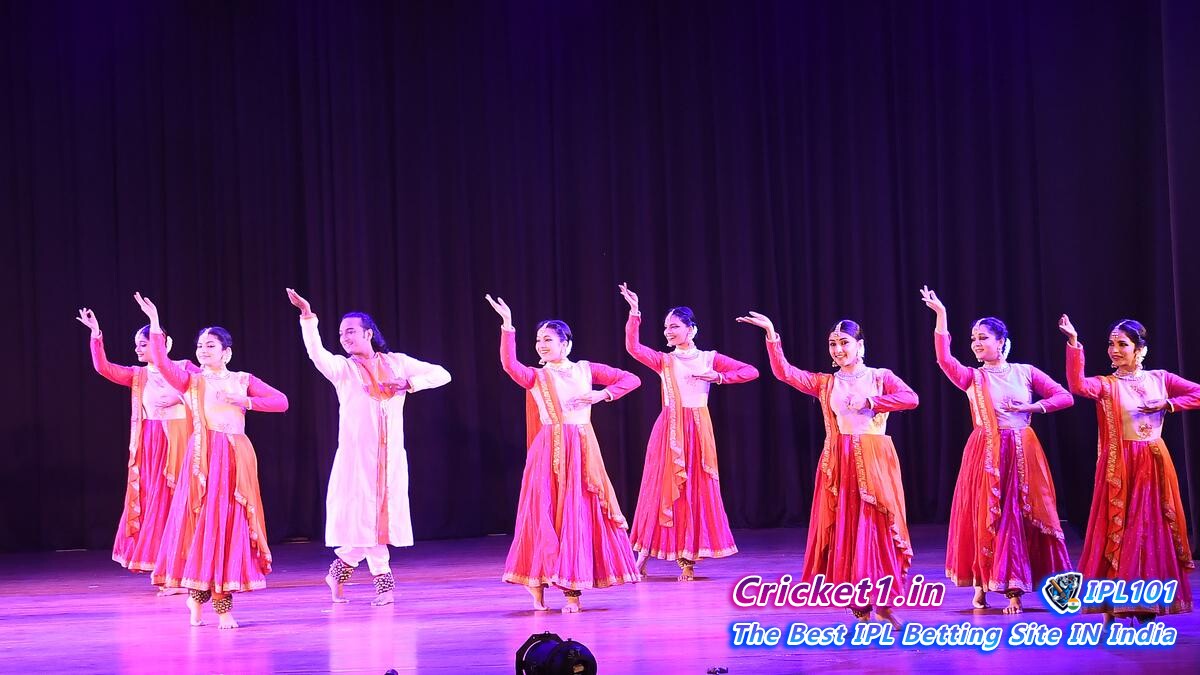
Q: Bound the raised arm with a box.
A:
[736,310,820,396]
[619,283,664,372]
[135,293,192,393]
[498,328,537,389]
[921,287,973,390]
[870,369,919,412]
[624,312,664,372]
[246,374,289,413]
[287,287,350,383]
[78,308,136,386]
[932,331,973,391]
[712,352,759,384]
[1059,315,1104,399]
[765,337,821,396]
[1028,366,1074,413]
[486,293,536,389]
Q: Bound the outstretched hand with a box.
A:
[76,308,101,338]
[735,311,777,341]
[286,288,314,317]
[133,292,161,331]
[618,283,640,313]
[484,294,514,329]
[1058,314,1078,345]
[919,285,949,333]
[919,285,946,314]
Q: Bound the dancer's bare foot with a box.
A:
[636,550,649,578]
[218,613,239,629]
[325,573,349,603]
[371,591,394,607]
[158,586,186,597]
[972,587,989,609]
[850,607,872,622]
[527,586,549,611]
[562,595,582,613]
[1003,594,1023,615]
[187,596,205,626]
[875,607,903,630]
[1102,612,1117,630]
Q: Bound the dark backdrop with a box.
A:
[3,0,1199,555]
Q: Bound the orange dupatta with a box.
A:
[350,355,400,544]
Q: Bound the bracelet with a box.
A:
[247,399,253,412]
[1037,402,1046,414]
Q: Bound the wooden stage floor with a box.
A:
[2,525,1198,673]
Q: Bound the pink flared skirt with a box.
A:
[629,408,736,561]
[503,425,639,590]
[802,434,911,605]
[152,431,268,593]
[945,427,1071,593]
[112,419,186,571]
[1078,439,1193,614]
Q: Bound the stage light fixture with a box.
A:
[515,632,597,674]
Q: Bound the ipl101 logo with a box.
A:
[1041,572,1083,614]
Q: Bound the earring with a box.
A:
[222,352,232,365]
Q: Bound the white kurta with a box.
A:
[301,316,451,548]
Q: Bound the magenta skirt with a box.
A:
[152,432,268,593]
[503,424,639,590]
[112,419,179,571]
[629,408,737,561]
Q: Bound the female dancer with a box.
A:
[738,311,917,627]
[136,293,289,628]
[620,284,758,581]
[485,294,641,613]
[286,288,451,606]
[77,309,196,587]
[920,286,1072,614]
[1060,315,1199,623]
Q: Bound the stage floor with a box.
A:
[2,525,1198,673]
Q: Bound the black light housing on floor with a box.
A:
[515,632,597,674]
